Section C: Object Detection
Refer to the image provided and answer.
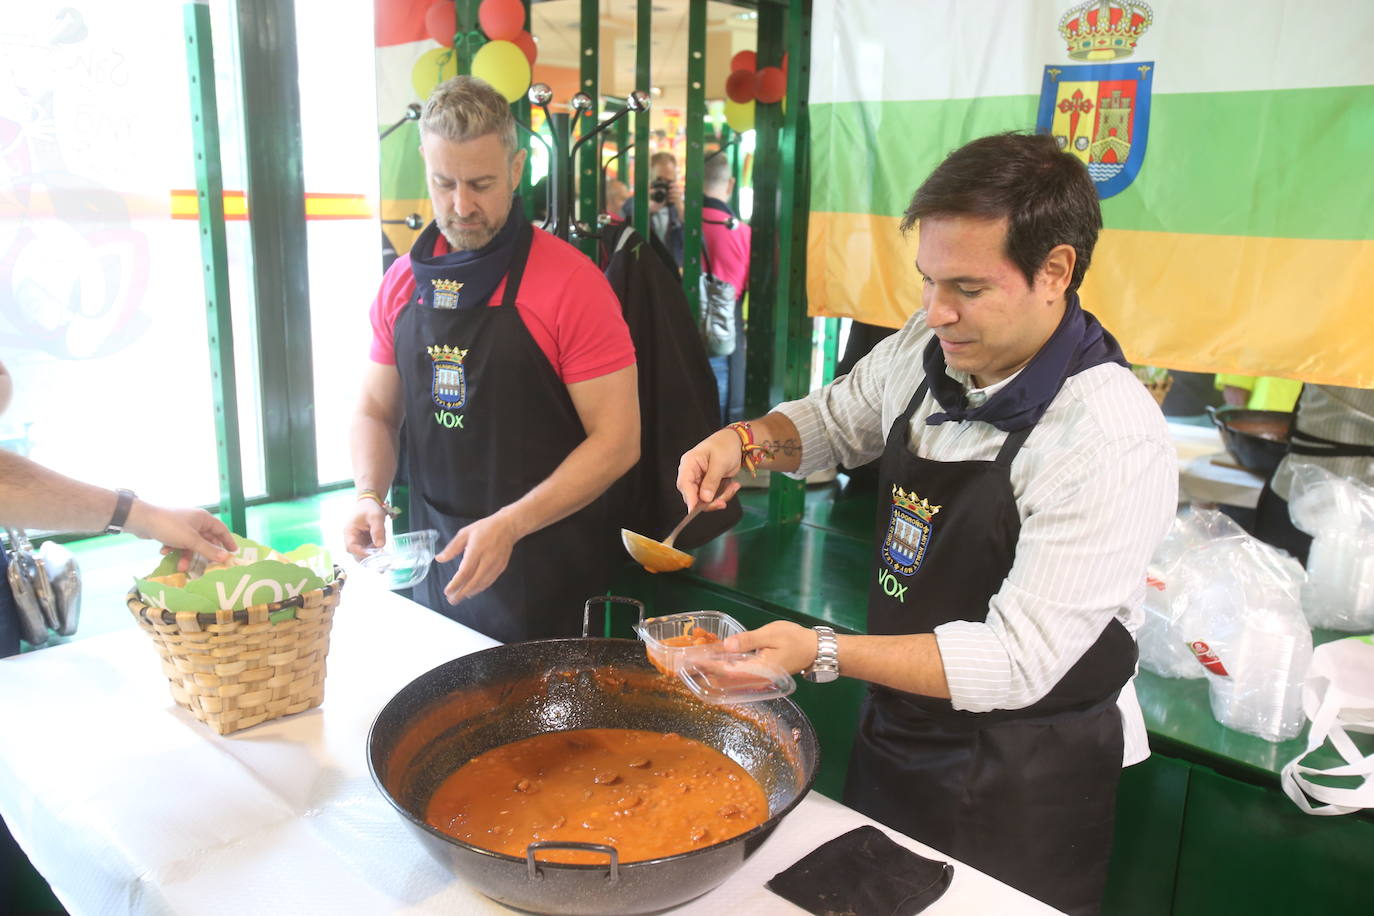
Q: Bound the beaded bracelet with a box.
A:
[727,421,774,477]
[357,489,401,519]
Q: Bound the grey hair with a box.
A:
[420,75,518,157]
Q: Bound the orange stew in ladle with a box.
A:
[425,727,768,864]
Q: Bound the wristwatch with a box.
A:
[802,625,840,683]
[104,488,136,535]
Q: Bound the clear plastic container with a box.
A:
[635,611,795,704]
[360,529,439,590]
[635,611,746,676]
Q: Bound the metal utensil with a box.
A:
[4,528,53,647]
[37,539,81,637]
[620,505,703,574]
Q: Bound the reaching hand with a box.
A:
[126,502,237,568]
[676,428,743,513]
[343,499,389,559]
[436,513,522,604]
[723,621,819,675]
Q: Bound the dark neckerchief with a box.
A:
[409,195,525,310]
[703,195,735,217]
[923,293,1127,432]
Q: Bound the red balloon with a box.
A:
[725,69,757,104]
[424,0,455,46]
[512,29,538,66]
[756,66,786,104]
[730,50,756,72]
[479,0,525,41]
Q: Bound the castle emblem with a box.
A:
[882,486,942,577]
[427,344,469,410]
[432,278,464,310]
[1037,1,1155,198]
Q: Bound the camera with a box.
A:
[650,177,673,204]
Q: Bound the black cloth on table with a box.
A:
[767,825,954,916]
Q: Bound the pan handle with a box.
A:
[582,595,646,638]
[525,841,620,885]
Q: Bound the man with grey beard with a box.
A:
[346,76,639,642]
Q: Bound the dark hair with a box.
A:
[900,132,1102,295]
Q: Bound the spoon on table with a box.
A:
[621,505,704,573]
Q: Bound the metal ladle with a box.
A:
[621,505,703,574]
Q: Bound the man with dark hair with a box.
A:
[678,132,1175,914]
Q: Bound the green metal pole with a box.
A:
[759,0,813,525]
[232,0,318,500]
[822,317,841,384]
[633,0,651,236]
[517,0,533,219]
[577,0,600,258]
[681,0,707,315]
[184,2,247,536]
[456,0,481,76]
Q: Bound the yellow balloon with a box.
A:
[411,46,458,99]
[471,40,531,104]
[724,97,755,133]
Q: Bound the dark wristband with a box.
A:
[105,488,136,534]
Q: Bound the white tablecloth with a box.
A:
[0,569,1058,915]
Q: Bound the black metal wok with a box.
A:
[1207,405,1293,476]
[367,637,820,915]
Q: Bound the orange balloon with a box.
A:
[512,29,537,66]
[725,69,757,104]
[478,0,525,41]
[730,50,756,72]
[424,0,455,46]
[756,66,786,104]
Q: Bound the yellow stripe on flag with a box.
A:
[807,212,1374,388]
[169,190,372,220]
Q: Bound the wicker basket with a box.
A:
[127,569,346,735]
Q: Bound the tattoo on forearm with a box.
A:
[761,439,802,457]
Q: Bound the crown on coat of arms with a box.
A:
[433,279,464,294]
[1058,0,1153,61]
[426,345,468,362]
[892,486,941,521]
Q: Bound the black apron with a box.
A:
[843,381,1137,916]
[394,219,613,643]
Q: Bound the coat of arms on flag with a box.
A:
[427,344,468,410]
[1037,0,1155,199]
[882,486,941,577]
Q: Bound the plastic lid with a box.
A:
[676,645,795,704]
[634,611,747,676]
[360,529,439,590]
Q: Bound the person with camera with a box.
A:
[621,150,685,270]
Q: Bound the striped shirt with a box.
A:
[775,311,1178,766]
[1270,384,1374,501]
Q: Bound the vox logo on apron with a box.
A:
[881,485,941,577]
[427,345,469,422]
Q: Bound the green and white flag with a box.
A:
[808,0,1374,386]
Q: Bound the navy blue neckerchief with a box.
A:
[703,195,735,217]
[923,293,1127,432]
[409,195,526,310]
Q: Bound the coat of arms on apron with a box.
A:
[432,278,464,310]
[427,345,469,410]
[1037,0,1155,199]
[882,485,941,577]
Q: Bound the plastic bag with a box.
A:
[1288,463,1374,631]
[1138,511,1224,679]
[1280,635,1374,815]
[1148,508,1313,742]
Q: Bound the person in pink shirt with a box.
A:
[346,77,639,642]
[701,152,752,423]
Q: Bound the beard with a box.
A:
[440,215,502,251]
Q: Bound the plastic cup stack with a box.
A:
[1302,531,1374,631]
